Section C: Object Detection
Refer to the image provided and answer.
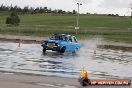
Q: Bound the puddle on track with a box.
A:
[0,39,132,80]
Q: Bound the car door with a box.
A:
[66,37,73,51]
[67,36,79,52]
[71,37,80,50]
[66,36,80,52]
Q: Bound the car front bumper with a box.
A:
[41,44,61,51]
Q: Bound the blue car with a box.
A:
[41,34,81,53]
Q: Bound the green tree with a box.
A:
[6,11,20,26]
[72,10,77,14]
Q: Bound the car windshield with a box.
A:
[50,35,68,41]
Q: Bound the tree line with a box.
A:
[0,4,77,14]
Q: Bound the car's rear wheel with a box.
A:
[43,48,46,52]
[73,48,78,53]
[60,47,66,53]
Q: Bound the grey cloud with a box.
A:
[100,0,131,8]
[0,0,46,8]
[73,0,92,4]
[0,0,130,15]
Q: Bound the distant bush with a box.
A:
[107,14,119,17]
[6,11,20,26]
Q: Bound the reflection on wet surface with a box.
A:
[0,39,132,80]
[98,45,132,52]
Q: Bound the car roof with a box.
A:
[54,34,75,37]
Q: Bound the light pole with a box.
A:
[75,3,82,34]
[131,3,132,19]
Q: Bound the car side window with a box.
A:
[74,37,77,43]
[65,37,68,41]
[72,37,77,43]
[68,38,72,42]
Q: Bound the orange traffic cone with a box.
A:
[94,48,96,55]
[85,71,88,78]
[18,40,21,47]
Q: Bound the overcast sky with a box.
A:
[0,0,132,16]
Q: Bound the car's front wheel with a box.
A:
[60,46,66,53]
[43,48,46,52]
